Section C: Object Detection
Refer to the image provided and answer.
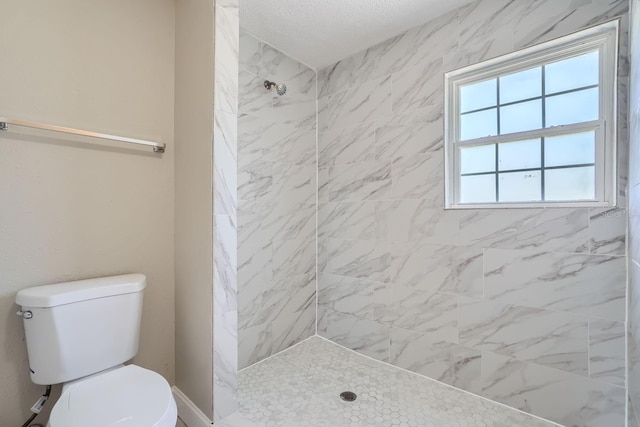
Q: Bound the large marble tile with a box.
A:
[239,323,272,369]
[589,208,626,256]
[271,163,316,206]
[317,95,330,133]
[318,272,388,322]
[459,297,589,376]
[391,152,444,204]
[214,3,239,116]
[374,10,458,78]
[326,76,392,130]
[630,398,640,427]
[512,0,628,51]
[390,242,455,292]
[390,327,481,394]
[318,122,376,168]
[328,161,391,202]
[484,248,626,321]
[325,238,391,283]
[238,70,272,116]
[482,352,625,427]
[237,113,265,155]
[317,167,329,204]
[271,96,316,129]
[214,214,238,315]
[262,122,316,165]
[383,288,458,342]
[271,274,316,354]
[317,48,379,97]
[391,57,443,115]
[272,235,315,281]
[376,200,459,244]
[390,242,482,297]
[318,201,377,241]
[239,31,262,75]
[317,307,390,362]
[374,106,444,159]
[454,0,516,68]
[456,208,590,253]
[269,202,316,243]
[262,44,316,100]
[214,110,238,217]
[589,319,625,387]
[237,153,271,201]
[238,241,272,309]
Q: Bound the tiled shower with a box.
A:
[234,0,635,426]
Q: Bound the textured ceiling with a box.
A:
[240,0,475,69]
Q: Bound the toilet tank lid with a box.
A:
[16,274,146,308]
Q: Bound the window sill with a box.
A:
[444,200,615,209]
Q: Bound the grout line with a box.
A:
[316,65,320,337]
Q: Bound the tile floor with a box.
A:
[217,336,558,427]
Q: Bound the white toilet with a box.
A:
[16,274,177,427]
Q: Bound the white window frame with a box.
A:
[444,20,619,209]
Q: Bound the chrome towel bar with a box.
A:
[0,117,165,153]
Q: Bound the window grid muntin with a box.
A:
[459,138,597,203]
[458,50,600,143]
[445,22,617,209]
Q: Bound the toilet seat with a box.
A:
[48,364,177,427]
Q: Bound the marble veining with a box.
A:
[459,297,589,376]
[213,0,240,419]
[314,0,629,425]
[484,249,626,321]
[237,30,317,369]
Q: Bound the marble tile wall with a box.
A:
[316,0,630,425]
[213,0,240,422]
[237,30,317,369]
[629,0,640,426]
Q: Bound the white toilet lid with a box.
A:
[49,365,177,427]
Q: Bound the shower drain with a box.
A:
[340,391,357,402]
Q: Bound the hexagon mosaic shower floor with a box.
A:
[217,337,557,427]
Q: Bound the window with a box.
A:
[444,21,618,208]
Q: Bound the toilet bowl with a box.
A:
[16,274,177,427]
[47,365,177,427]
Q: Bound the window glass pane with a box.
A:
[460,79,497,113]
[545,51,599,95]
[545,131,596,167]
[460,174,496,203]
[460,108,498,140]
[545,166,595,201]
[499,171,542,202]
[500,100,542,134]
[499,67,542,104]
[460,144,496,174]
[545,87,599,127]
[498,139,541,171]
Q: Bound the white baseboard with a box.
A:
[172,386,214,427]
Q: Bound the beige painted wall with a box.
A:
[0,0,176,425]
[174,0,215,418]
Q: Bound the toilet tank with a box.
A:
[15,274,146,385]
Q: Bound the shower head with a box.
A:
[264,80,287,96]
